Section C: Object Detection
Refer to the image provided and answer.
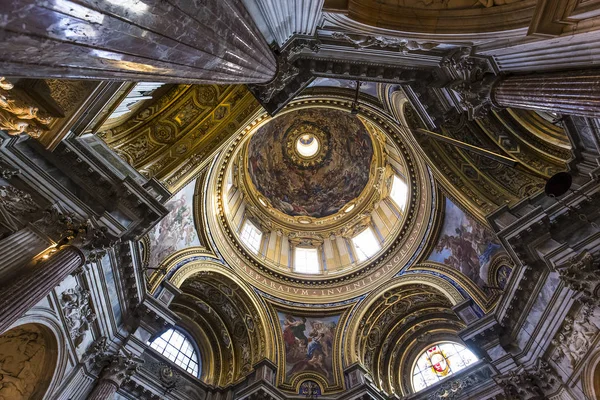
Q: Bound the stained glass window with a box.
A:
[412,342,477,392]
[150,328,200,377]
[240,220,263,254]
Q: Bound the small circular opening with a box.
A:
[296,134,320,158]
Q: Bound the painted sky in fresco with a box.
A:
[248,108,373,218]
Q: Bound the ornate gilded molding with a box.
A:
[100,84,261,191]
[206,94,436,303]
[165,259,276,363]
[0,77,52,138]
[343,273,466,368]
[323,0,536,35]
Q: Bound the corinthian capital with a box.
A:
[555,251,600,305]
[99,348,144,388]
[442,48,501,120]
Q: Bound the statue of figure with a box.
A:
[0,77,52,137]
[60,287,97,347]
[331,32,438,54]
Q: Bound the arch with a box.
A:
[412,262,497,312]
[582,347,600,399]
[9,310,69,399]
[343,274,466,391]
[174,313,219,384]
[0,323,58,400]
[167,260,276,362]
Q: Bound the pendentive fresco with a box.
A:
[428,198,504,289]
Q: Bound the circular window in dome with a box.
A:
[296,134,320,158]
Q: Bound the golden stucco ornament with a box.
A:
[0,77,52,138]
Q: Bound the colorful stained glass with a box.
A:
[412,342,477,392]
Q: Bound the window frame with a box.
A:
[294,246,320,274]
[410,341,478,393]
[149,327,202,378]
[351,226,381,262]
[240,219,263,254]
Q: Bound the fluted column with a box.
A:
[0,227,50,280]
[0,0,276,84]
[492,69,600,117]
[88,380,119,400]
[0,245,84,334]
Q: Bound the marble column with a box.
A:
[87,380,119,400]
[0,245,84,334]
[88,352,140,400]
[492,69,600,117]
[0,227,50,281]
[0,0,276,84]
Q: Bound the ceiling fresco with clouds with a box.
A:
[247,108,373,218]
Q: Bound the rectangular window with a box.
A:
[390,175,408,211]
[240,220,263,254]
[294,247,320,274]
[352,227,381,262]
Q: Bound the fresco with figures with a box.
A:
[147,179,200,271]
[428,198,503,289]
[278,312,340,384]
[247,108,373,218]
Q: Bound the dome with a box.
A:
[247,108,374,218]
[209,97,434,302]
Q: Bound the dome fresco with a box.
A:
[247,108,373,218]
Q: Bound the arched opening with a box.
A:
[411,342,478,392]
[0,323,58,400]
[149,327,201,377]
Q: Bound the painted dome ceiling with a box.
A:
[246,108,374,218]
